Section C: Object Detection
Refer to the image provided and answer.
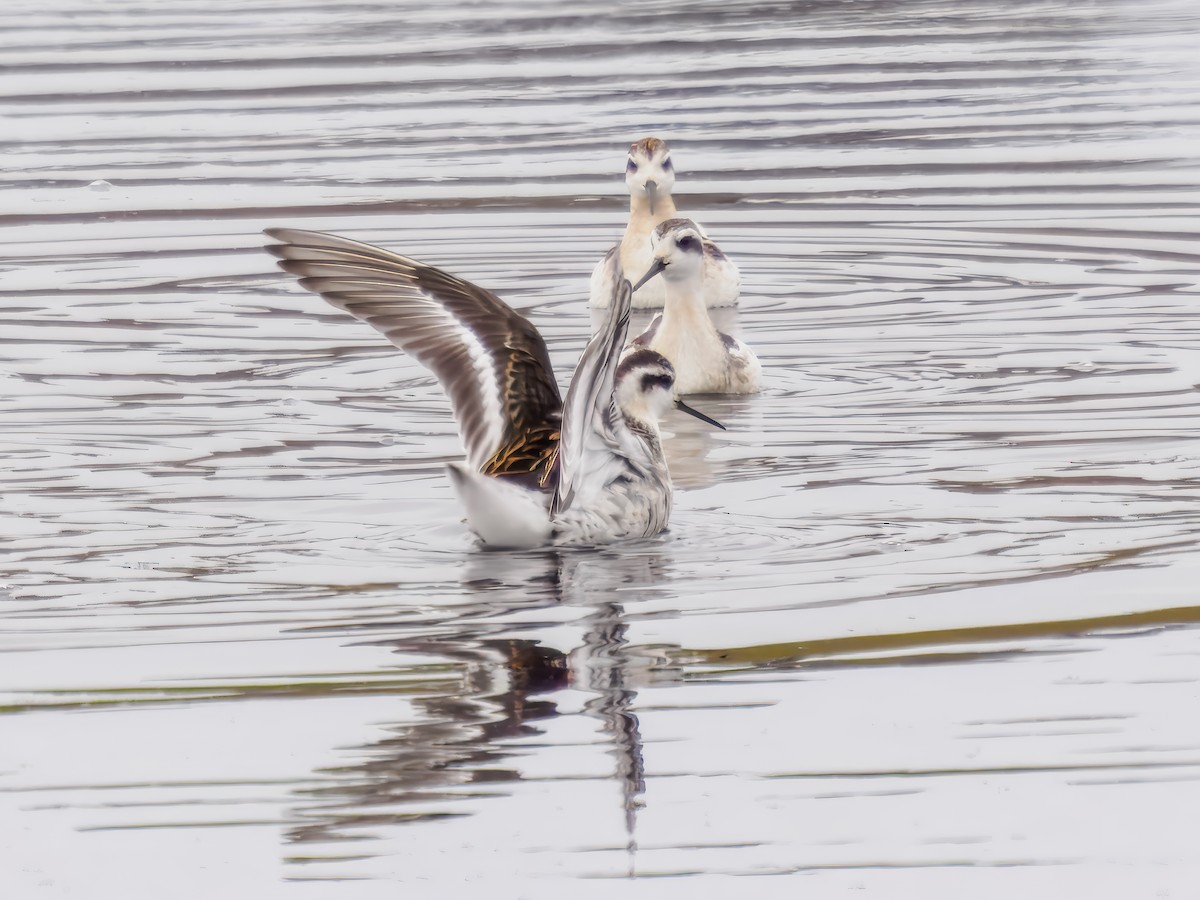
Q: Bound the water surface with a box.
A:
[4,0,1200,896]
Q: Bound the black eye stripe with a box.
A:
[640,372,674,392]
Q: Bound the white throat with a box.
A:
[661,268,713,325]
[627,190,677,227]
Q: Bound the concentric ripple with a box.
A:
[3,0,1200,896]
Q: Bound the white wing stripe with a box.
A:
[265,228,559,472]
[452,310,506,470]
[360,291,505,470]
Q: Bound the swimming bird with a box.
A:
[590,137,740,310]
[263,228,724,549]
[629,218,762,395]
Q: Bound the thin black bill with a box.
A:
[675,399,726,430]
[632,258,667,292]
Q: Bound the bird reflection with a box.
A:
[285,548,674,871]
[577,598,646,856]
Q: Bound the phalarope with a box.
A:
[629,218,762,395]
[264,228,724,549]
[590,137,740,310]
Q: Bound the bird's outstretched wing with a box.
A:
[265,228,561,477]
[551,267,633,517]
[588,245,620,308]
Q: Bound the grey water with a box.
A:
[3,0,1200,896]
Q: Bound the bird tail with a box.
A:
[446,463,553,549]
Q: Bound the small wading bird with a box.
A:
[590,137,740,310]
[629,218,762,395]
[264,229,724,549]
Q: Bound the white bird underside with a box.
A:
[447,458,669,550]
[444,462,553,548]
[265,227,680,549]
[631,313,762,395]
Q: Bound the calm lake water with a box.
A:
[4,0,1200,896]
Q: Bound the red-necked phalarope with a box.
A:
[264,228,724,549]
[590,137,741,310]
[629,218,762,395]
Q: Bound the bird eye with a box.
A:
[641,372,674,393]
[626,159,638,174]
[663,157,673,170]
[677,235,696,250]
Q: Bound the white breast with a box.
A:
[554,472,672,545]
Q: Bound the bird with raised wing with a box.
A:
[590,137,740,310]
[264,228,724,549]
[629,217,761,395]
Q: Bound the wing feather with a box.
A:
[588,245,620,308]
[264,228,561,472]
[552,262,633,516]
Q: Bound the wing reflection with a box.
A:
[285,548,674,868]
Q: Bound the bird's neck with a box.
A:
[613,387,665,454]
[627,192,677,230]
[620,410,664,464]
[660,275,716,335]
[617,388,657,431]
